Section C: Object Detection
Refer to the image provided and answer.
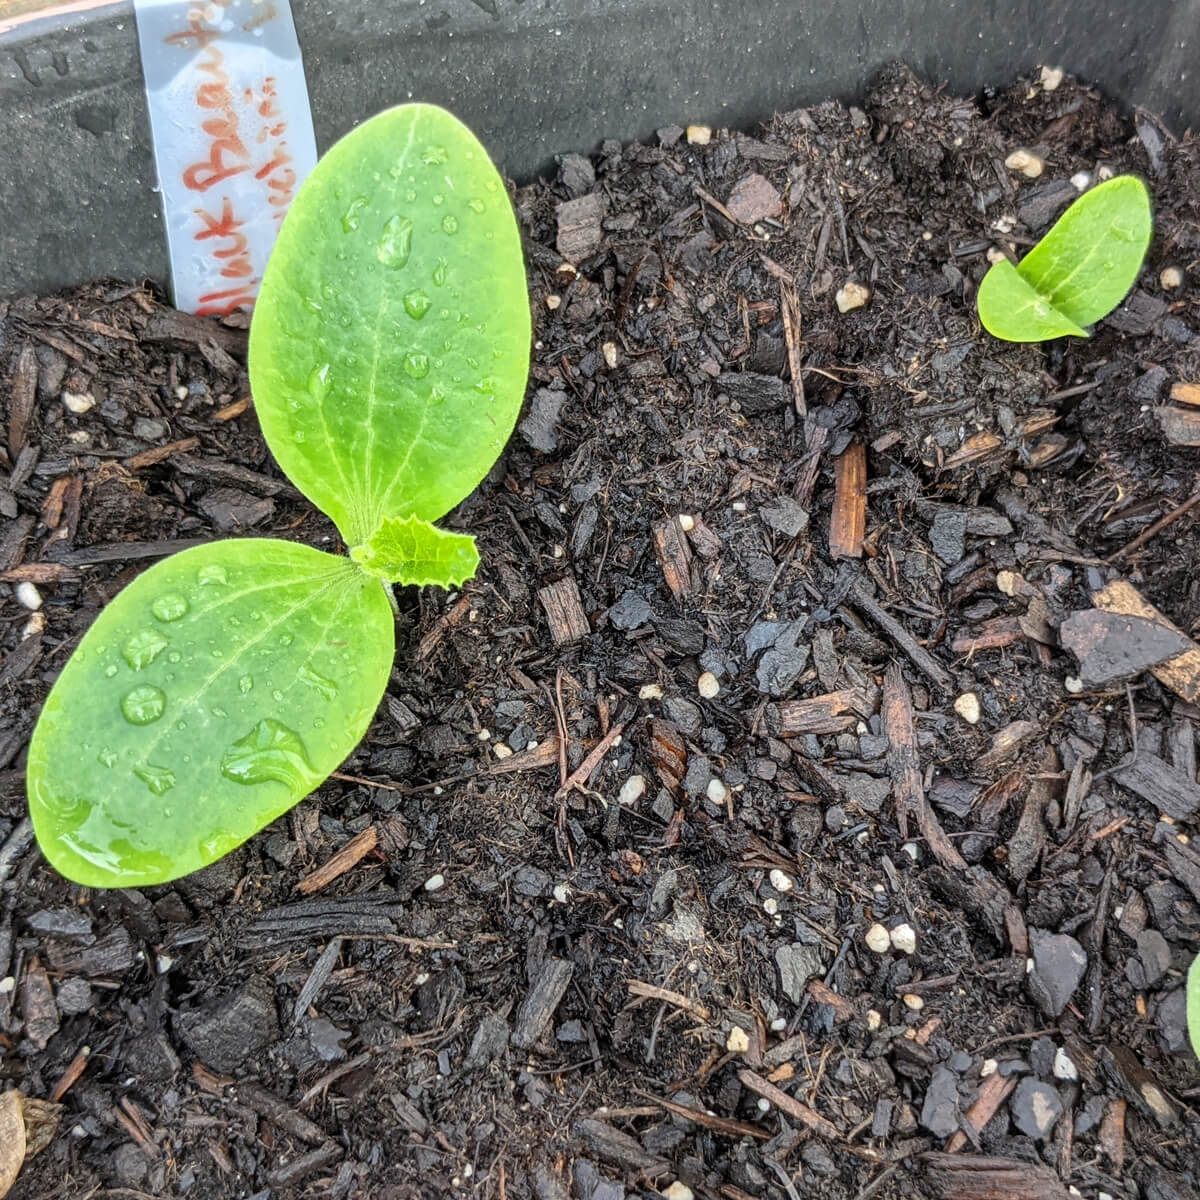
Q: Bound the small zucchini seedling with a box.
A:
[27,105,531,888]
[976,175,1152,342]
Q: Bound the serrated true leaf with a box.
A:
[248,104,531,548]
[977,175,1152,342]
[350,514,479,588]
[27,540,393,888]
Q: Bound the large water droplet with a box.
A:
[441,214,459,235]
[404,289,432,320]
[123,629,169,671]
[341,195,369,233]
[377,214,414,268]
[468,198,485,214]
[134,763,176,795]
[239,675,253,694]
[97,748,117,768]
[404,352,431,379]
[298,663,339,701]
[308,362,332,401]
[121,685,166,725]
[432,259,448,287]
[198,563,228,587]
[152,593,189,622]
[220,718,316,789]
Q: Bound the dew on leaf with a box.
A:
[302,295,322,313]
[168,651,182,664]
[321,283,337,299]
[211,706,228,718]
[298,663,338,700]
[104,664,118,678]
[376,214,414,268]
[279,633,295,647]
[272,689,284,702]
[442,215,459,235]
[404,352,431,379]
[151,593,189,622]
[123,629,169,671]
[428,386,445,406]
[432,259,447,287]
[432,193,444,206]
[341,195,369,233]
[121,685,166,725]
[404,188,418,203]
[468,198,485,213]
[422,145,448,165]
[239,675,253,694]
[485,179,499,192]
[198,564,228,587]
[294,430,307,442]
[403,289,432,319]
[308,362,332,400]
[97,748,117,768]
[134,763,176,795]
[220,718,316,789]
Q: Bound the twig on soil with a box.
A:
[0,818,33,888]
[884,664,965,868]
[626,979,711,1022]
[944,1073,1015,1153]
[296,826,379,895]
[635,1089,768,1140]
[849,581,953,693]
[416,594,471,662]
[50,1044,90,1102]
[829,444,866,559]
[1108,483,1200,562]
[124,437,201,471]
[737,1069,843,1139]
[555,720,626,800]
[779,279,806,416]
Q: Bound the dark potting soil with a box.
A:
[1,63,1199,1200]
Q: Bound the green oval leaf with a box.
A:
[977,175,1152,342]
[249,104,531,547]
[350,515,479,588]
[27,540,393,888]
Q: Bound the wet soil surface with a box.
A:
[2,65,1199,1200]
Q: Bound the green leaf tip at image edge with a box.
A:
[976,175,1152,343]
[1188,952,1200,1061]
[351,515,480,588]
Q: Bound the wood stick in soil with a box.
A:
[829,442,866,559]
[737,1069,842,1140]
[884,663,966,869]
[849,581,953,692]
[296,825,379,895]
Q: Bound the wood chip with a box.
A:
[977,720,1040,772]
[779,280,806,416]
[829,443,866,559]
[0,1090,24,1199]
[652,517,694,599]
[296,826,379,895]
[416,594,471,662]
[943,431,1004,470]
[1170,381,1200,407]
[1112,753,1200,820]
[884,664,966,868]
[637,1090,768,1140]
[537,576,590,646]
[1155,405,1200,445]
[556,720,626,799]
[684,515,721,559]
[214,396,251,421]
[6,343,36,462]
[805,978,855,1021]
[512,958,574,1049]
[648,719,687,794]
[773,687,876,735]
[922,1152,1071,1199]
[124,437,201,470]
[945,1074,1015,1153]
[0,563,79,585]
[1092,580,1200,703]
[950,616,1025,653]
[1098,1097,1126,1173]
[737,1069,842,1139]
[19,963,59,1050]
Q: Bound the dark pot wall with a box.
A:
[1,0,1197,296]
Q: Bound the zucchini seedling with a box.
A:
[26,105,531,887]
[977,175,1152,342]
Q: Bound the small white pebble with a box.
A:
[686,125,711,145]
[14,581,42,611]
[552,544,564,559]
[526,739,539,751]
[492,743,513,759]
[156,954,174,974]
[902,993,925,1011]
[663,1182,695,1200]
[697,671,720,699]
[1053,1047,1078,1081]
[556,261,577,277]
[706,777,729,805]
[954,692,981,725]
[986,246,1008,265]
[22,611,46,639]
[602,341,619,369]
[980,1058,998,1077]
[67,430,90,444]
[174,384,189,400]
[769,868,793,893]
[866,1009,882,1031]
[763,897,778,916]
[864,923,891,954]
[1070,170,1092,192]
[477,728,491,741]
[1040,65,1064,91]
[995,569,1020,596]
[678,513,695,532]
[770,1017,787,1032]
[63,390,95,414]
[731,500,747,513]
[835,281,870,313]
[725,1026,750,1053]
[992,215,1016,234]
[463,1165,474,1179]
[1004,148,1045,178]
[414,972,430,986]
[890,923,917,955]
[1097,164,1114,182]
[1025,957,1035,974]
[1064,676,1084,694]
[639,683,664,700]
[1160,266,1184,290]
[424,873,446,892]
[901,842,919,862]
[619,775,646,806]
[545,294,561,310]
[921,230,933,241]
[552,884,569,904]
[755,1097,770,1113]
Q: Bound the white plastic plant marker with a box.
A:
[132,0,318,315]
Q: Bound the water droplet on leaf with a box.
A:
[404,352,430,379]
[442,214,459,235]
[123,629,169,670]
[198,564,228,587]
[403,289,432,319]
[279,633,295,647]
[121,685,166,725]
[341,195,369,233]
[134,762,176,795]
[432,259,447,287]
[239,675,253,694]
[308,363,332,400]
[152,593,189,622]
[376,214,413,268]
[104,664,118,678]
[298,663,338,700]
[468,198,485,213]
[97,748,117,768]
[422,145,449,165]
[220,718,316,789]
[272,689,284,702]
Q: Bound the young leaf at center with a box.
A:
[249,103,532,560]
[350,515,479,588]
[27,540,393,888]
[977,175,1152,342]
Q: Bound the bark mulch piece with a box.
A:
[2,61,1200,1200]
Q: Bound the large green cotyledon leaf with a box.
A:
[27,540,393,888]
[249,104,531,549]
